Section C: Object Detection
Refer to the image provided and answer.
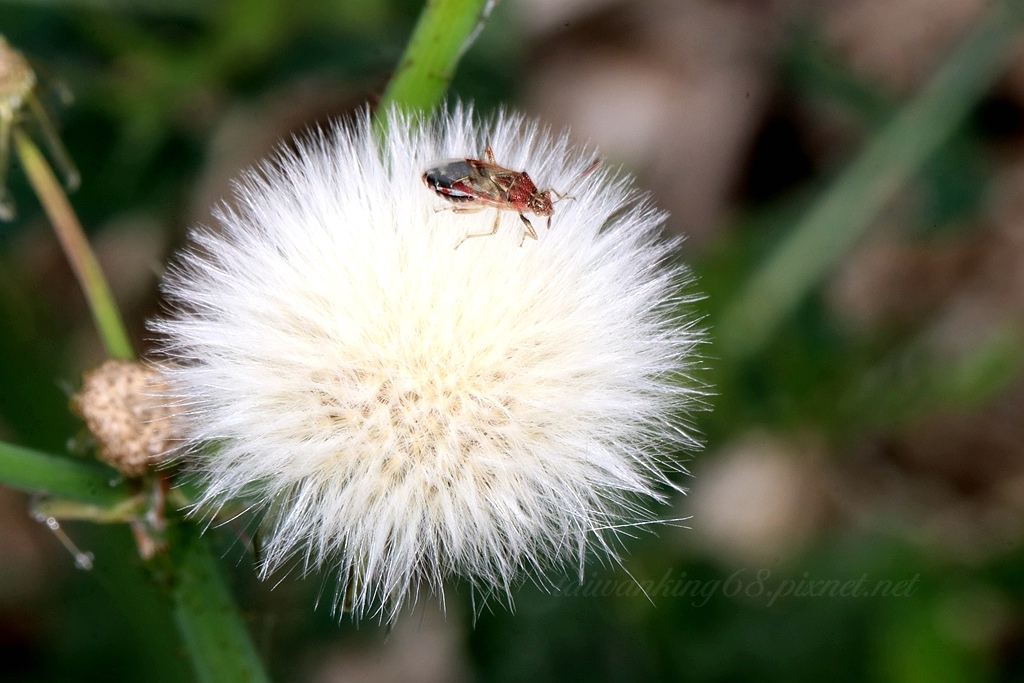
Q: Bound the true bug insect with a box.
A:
[422,145,597,248]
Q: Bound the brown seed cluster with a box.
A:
[0,35,35,121]
[72,360,176,477]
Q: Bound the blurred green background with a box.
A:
[3,0,1024,681]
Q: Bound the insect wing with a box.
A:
[464,159,521,197]
[422,160,480,200]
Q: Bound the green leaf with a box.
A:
[0,439,131,506]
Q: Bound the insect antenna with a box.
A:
[550,156,602,203]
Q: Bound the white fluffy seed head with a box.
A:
[152,104,704,622]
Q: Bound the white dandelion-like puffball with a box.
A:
[154,104,703,621]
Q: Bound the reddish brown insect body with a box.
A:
[422,145,564,247]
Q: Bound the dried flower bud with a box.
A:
[0,36,35,121]
[0,34,79,220]
[72,360,176,477]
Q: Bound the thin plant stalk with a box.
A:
[718,0,1024,360]
[10,127,271,682]
[26,90,82,192]
[13,128,133,360]
[170,524,273,683]
[375,0,494,118]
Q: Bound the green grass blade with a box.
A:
[719,0,1024,360]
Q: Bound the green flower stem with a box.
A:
[13,128,134,360]
[719,0,1024,360]
[32,494,146,524]
[0,140,268,672]
[0,439,130,506]
[170,523,271,683]
[376,0,494,117]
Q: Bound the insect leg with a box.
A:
[517,213,537,246]
[455,209,502,249]
[483,144,496,165]
[435,204,485,215]
[448,205,488,215]
[548,158,602,204]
